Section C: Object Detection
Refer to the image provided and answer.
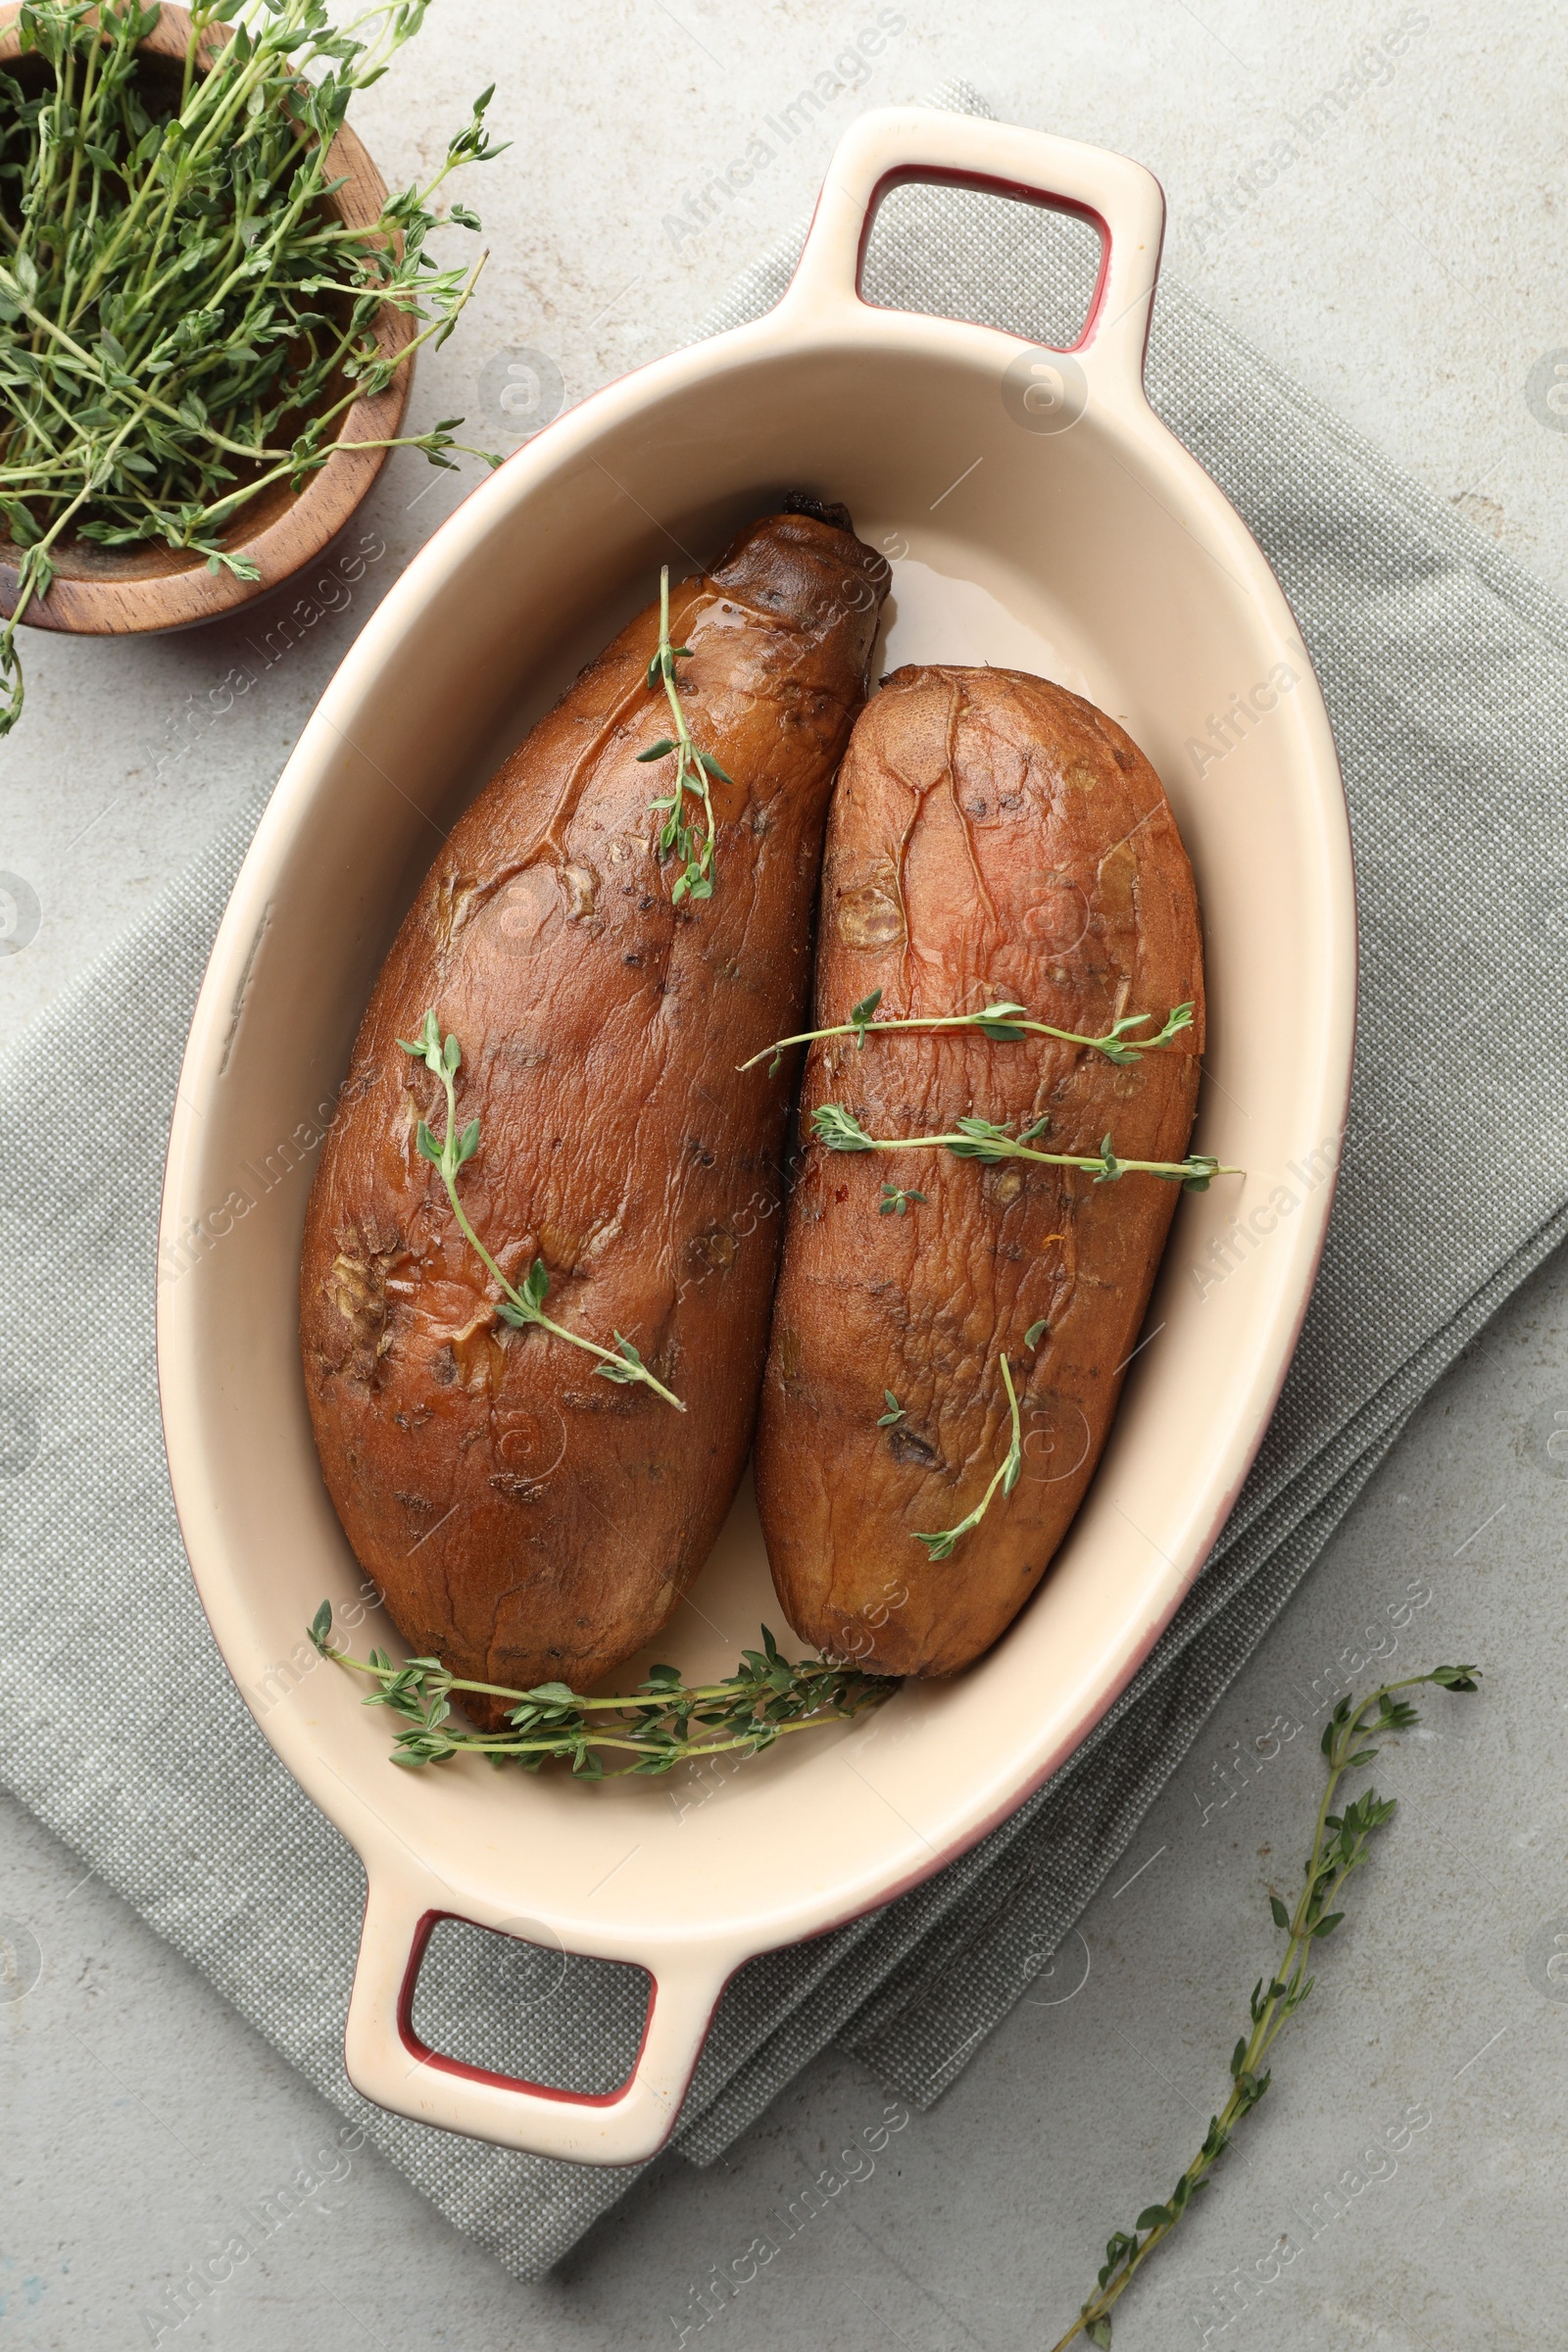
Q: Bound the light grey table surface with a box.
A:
[3,4,1566,2346]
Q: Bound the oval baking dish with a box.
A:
[157,109,1355,2165]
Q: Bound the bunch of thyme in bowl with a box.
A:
[0,0,507,731]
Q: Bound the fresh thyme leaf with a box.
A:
[813,1102,876,1152]
[1046,1664,1483,2351]
[313,1606,897,1772]
[876,1390,904,1427]
[878,1181,926,1216]
[849,988,883,1044]
[0,1,506,733]
[739,997,1196,1075]
[1024,1318,1048,1348]
[402,1010,685,1412]
[948,1116,1015,1162]
[596,1333,648,1386]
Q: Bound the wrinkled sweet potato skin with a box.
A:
[300,514,887,1723]
[755,665,1204,1678]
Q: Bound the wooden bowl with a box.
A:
[0,3,413,638]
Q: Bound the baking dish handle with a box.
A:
[344,1863,730,2163]
[781,106,1165,393]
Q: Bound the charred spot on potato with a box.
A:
[686,1137,716,1168]
[394,1490,432,1511]
[888,1423,940,1468]
[781,490,856,533]
[490,1472,550,1499]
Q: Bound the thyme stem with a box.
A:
[813,1103,1236,1192]
[398,1010,685,1412]
[740,994,1195,1075]
[1048,1665,1482,2351]
[637,564,728,903]
[309,1604,896,1777]
[913,1352,1022,1560]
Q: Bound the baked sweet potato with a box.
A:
[754,663,1204,1677]
[300,507,888,1722]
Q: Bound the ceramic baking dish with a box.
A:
[157,108,1355,2164]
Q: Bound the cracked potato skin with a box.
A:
[300,512,887,1723]
[755,664,1204,1679]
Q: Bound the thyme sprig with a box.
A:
[0,0,507,733]
[913,1351,1022,1560]
[740,991,1194,1077]
[1050,1665,1483,2351]
[309,1602,895,1775]
[637,564,730,904]
[814,1103,1233,1192]
[397,1009,683,1411]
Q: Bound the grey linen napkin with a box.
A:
[3,79,1566,2279]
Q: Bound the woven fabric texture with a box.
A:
[2,84,1563,2279]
